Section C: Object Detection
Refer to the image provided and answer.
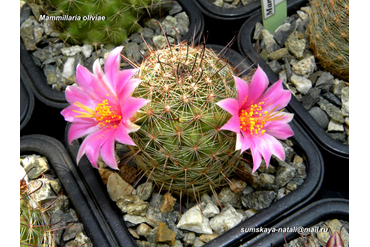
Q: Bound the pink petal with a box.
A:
[100,130,119,169]
[245,66,269,106]
[220,115,241,133]
[76,62,112,101]
[258,78,291,112]
[118,77,141,100]
[75,64,94,89]
[65,86,95,107]
[233,76,249,108]
[61,104,82,122]
[77,128,107,167]
[68,121,100,143]
[115,121,137,146]
[93,59,105,83]
[237,132,251,153]
[264,121,294,140]
[125,120,141,134]
[216,98,239,116]
[104,46,124,91]
[250,142,263,172]
[85,144,103,168]
[236,133,242,151]
[61,105,75,122]
[253,136,272,168]
[92,60,116,100]
[275,112,294,123]
[120,97,150,120]
[61,103,98,124]
[263,134,285,161]
[115,68,139,97]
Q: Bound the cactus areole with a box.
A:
[128,43,241,195]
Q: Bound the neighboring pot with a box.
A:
[20,0,204,109]
[193,0,307,58]
[192,0,261,21]
[241,198,349,246]
[20,134,136,247]
[20,62,35,130]
[237,2,349,191]
[65,45,323,247]
[20,37,69,109]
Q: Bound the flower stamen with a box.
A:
[73,101,95,118]
[73,100,122,127]
[94,99,122,127]
[239,102,284,136]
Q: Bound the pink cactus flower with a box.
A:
[61,46,150,169]
[216,66,294,172]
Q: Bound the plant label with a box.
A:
[260,0,287,33]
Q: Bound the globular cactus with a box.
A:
[43,0,159,46]
[20,177,56,247]
[125,40,244,198]
[307,0,349,81]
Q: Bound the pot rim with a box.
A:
[193,0,261,20]
[241,198,349,246]
[20,63,35,130]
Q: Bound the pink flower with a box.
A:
[61,46,150,169]
[216,66,294,172]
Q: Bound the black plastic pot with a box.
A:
[241,198,349,246]
[20,62,35,130]
[20,134,136,247]
[237,1,349,191]
[178,0,205,44]
[65,44,323,247]
[192,0,261,21]
[20,38,70,109]
[20,0,204,109]
[208,44,254,77]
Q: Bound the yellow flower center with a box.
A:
[239,102,284,137]
[73,98,122,128]
[94,100,122,127]
[239,102,266,136]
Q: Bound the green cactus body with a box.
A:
[127,43,242,196]
[45,0,156,46]
[307,0,349,81]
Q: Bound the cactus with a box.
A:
[123,40,247,198]
[307,0,349,81]
[42,0,162,46]
[20,176,56,247]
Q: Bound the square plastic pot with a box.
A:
[237,0,349,191]
[20,0,204,109]
[64,45,323,247]
[241,198,349,246]
[20,134,136,247]
[20,62,35,131]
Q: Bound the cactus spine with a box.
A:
[125,41,243,197]
[43,0,160,46]
[20,178,56,247]
[307,0,349,81]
